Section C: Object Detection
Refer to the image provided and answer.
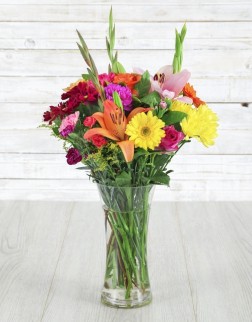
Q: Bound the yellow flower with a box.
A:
[170,100,192,115]
[125,111,165,150]
[171,101,218,147]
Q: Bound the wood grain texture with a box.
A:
[0,201,251,321]
[0,4,251,22]
[1,22,251,50]
[0,1,251,201]
[1,49,251,77]
[0,201,72,322]
[0,179,251,201]
[178,202,252,322]
[1,103,250,129]
[1,128,251,154]
[0,154,251,181]
[1,76,251,103]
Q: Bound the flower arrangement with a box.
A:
[41,9,219,308]
[42,10,218,187]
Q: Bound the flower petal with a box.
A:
[92,112,106,128]
[175,96,193,104]
[117,140,135,162]
[103,100,126,140]
[84,128,119,141]
[127,107,152,124]
[162,69,191,97]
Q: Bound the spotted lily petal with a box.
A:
[162,69,191,97]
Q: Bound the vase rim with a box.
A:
[96,183,154,189]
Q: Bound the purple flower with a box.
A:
[66,148,82,165]
[105,83,132,111]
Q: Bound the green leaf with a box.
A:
[76,166,89,170]
[153,154,169,168]
[112,91,123,109]
[52,126,59,136]
[162,111,187,125]
[115,171,132,186]
[54,117,61,127]
[141,91,161,106]
[82,74,91,80]
[115,61,126,73]
[151,170,170,186]
[134,148,148,158]
[132,95,142,104]
[180,23,187,42]
[135,70,151,98]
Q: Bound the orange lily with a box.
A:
[84,100,151,162]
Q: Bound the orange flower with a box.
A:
[84,100,150,162]
[183,83,205,108]
[113,73,141,95]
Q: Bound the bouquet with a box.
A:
[41,9,218,308]
[42,10,218,186]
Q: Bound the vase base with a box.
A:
[101,288,152,309]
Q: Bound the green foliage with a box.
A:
[82,74,91,80]
[106,7,126,73]
[134,71,151,98]
[150,170,170,186]
[76,30,105,101]
[172,23,187,73]
[115,171,132,186]
[112,91,123,109]
[140,91,161,107]
[162,110,187,125]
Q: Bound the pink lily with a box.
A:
[133,65,193,104]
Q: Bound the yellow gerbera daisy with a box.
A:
[125,111,165,150]
[170,101,218,147]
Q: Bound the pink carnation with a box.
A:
[159,125,185,151]
[83,116,96,128]
[59,111,79,137]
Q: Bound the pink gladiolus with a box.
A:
[59,111,79,137]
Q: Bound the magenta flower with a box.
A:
[159,125,185,151]
[66,148,82,165]
[105,83,132,111]
[59,111,79,137]
[98,73,115,86]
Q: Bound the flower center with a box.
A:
[141,126,151,137]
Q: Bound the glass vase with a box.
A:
[97,184,155,308]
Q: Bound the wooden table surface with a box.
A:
[0,201,251,322]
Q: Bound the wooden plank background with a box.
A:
[0,0,251,201]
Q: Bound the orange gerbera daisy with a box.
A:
[183,83,205,108]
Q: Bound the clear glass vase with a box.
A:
[97,184,155,308]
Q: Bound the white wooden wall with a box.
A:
[0,0,251,201]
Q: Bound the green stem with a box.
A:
[108,213,133,298]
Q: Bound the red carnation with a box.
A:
[66,148,82,165]
[43,102,73,124]
[83,116,96,128]
[91,135,107,148]
[61,80,98,109]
